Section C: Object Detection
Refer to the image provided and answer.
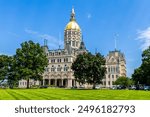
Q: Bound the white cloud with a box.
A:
[25,29,38,35]
[137,27,150,50]
[87,13,92,19]
[25,28,63,49]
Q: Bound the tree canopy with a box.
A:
[0,55,12,83]
[114,76,132,87]
[13,40,48,88]
[132,46,150,85]
[71,52,106,89]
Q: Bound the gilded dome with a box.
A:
[65,21,80,31]
[65,8,81,31]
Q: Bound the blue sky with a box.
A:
[0,0,150,77]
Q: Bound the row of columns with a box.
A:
[42,79,76,88]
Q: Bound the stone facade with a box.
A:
[101,50,126,88]
[42,8,87,88]
[18,8,126,88]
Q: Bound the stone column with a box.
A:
[49,79,51,85]
[61,79,64,86]
[68,79,72,88]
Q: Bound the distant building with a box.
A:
[102,50,126,88]
[19,8,126,88]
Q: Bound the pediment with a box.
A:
[107,56,117,64]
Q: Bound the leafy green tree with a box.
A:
[7,56,20,88]
[71,53,89,84]
[114,76,131,87]
[87,53,106,89]
[141,46,150,85]
[14,40,48,88]
[132,46,150,85]
[0,55,12,83]
[72,52,106,89]
[132,67,144,85]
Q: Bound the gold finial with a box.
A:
[65,7,81,31]
[70,7,75,21]
[72,7,75,14]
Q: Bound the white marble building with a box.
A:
[102,50,126,88]
[19,8,126,88]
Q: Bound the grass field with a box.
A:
[0,88,150,100]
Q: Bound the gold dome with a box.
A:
[65,20,80,31]
[65,8,81,31]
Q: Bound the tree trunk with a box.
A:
[27,79,30,89]
[93,83,96,89]
[9,84,13,89]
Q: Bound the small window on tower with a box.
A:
[76,42,78,47]
[72,41,75,46]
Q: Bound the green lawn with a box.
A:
[0,88,150,100]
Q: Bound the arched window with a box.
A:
[64,65,69,71]
[51,65,55,72]
[57,65,61,71]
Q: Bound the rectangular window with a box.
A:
[108,67,110,73]
[76,42,78,47]
[72,41,75,46]
[64,58,68,62]
[51,59,55,63]
[66,58,68,62]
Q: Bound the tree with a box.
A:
[14,40,48,88]
[132,46,150,85]
[87,53,106,89]
[0,55,12,83]
[7,56,20,88]
[71,52,106,89]
[132,67,144,85]
[71,53,89,84]
[141,46,150,85]
[114,76,131,87]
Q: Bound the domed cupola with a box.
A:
[64,8,82,51]
[65,8,81,31]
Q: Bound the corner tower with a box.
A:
[64,8,82,50]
